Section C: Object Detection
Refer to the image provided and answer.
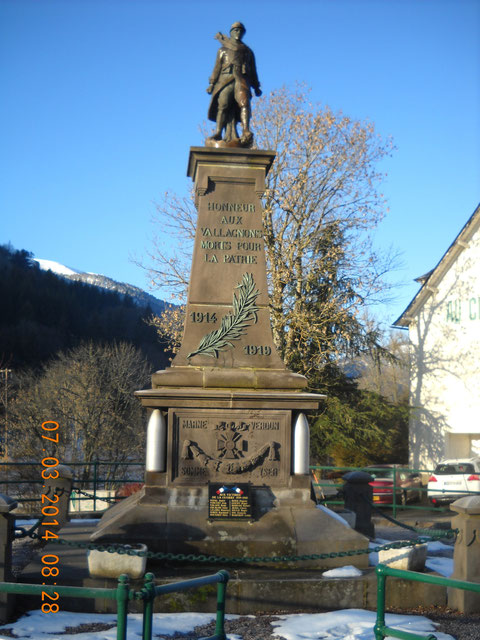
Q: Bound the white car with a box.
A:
[428,457,480,505]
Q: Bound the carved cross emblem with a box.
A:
[216,424,246,459]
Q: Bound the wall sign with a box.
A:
[208,482,252,520]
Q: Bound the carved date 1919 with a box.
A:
[243,345,272,355]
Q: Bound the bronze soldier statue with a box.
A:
[206,22,262,147]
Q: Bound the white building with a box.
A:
[394,203,480,470]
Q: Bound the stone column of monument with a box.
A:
[92,146,369,567]
[92,24,370,568]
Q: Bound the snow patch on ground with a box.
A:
[425,556,453,577]
[0,611,222,639]
[0,609,455,640]
[322,565,363,578]
[426,540,454,553]
[271,609,454,640]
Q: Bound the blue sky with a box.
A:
[1,0,479,326]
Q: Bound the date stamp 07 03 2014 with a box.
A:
[39,420,62,613]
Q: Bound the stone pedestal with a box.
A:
[448,496,480,613]
[92,147,370,567]
[0,494,17,623]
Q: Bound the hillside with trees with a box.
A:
[0,243,170,371]
[0,243,172,464]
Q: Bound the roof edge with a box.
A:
[394,202,480,327]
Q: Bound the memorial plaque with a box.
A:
[208,482,252,520]
[169,408,290,485]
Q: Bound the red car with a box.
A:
[366,465,423,505]
[115,482,144,502]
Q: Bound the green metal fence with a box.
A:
[0,460,143,511]
[141,570,229,640]
[3,460,479,516]
[374,563,480,640]
[310,464,480,518]
[0,570,229,640]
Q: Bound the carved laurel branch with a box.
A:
[187,272,260,359]
[182,439,278,474]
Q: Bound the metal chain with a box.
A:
[71,488,118,504]
[361,493,458,538]
[14,518,43,540]
[56,533,452,564]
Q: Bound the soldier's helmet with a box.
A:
[230,21,246,34]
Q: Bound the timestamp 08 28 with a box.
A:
[40,420,62,613]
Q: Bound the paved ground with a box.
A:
[9,508,476,640]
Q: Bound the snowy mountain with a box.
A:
[34,259,167,316]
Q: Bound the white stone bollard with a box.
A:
[379,542,427,571]
[145,409,167,472]
[293,413,310,475]
[87,544,148,579]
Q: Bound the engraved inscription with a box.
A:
[201,240,232,250]
[223,254,257,264]
[181,467,208,476]
[260,467,279,478]
[181,419,208,429]
[189,312,217,324]
[237,241,261,252]
[252,421,280,430]
[221,216,242,224]
[201,227,263,238]
[199,200,263,267]
[207,202,255,212]
[244,345,272,356]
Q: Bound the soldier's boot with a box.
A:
[240,107,253,145]
[212,108,227,140]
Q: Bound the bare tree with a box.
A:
[8,342,151,481]
[144,85,398,376]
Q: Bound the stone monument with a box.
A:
[92,24,369,568]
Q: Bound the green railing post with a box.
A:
[374,564,387,640]
[214,570,229,639]
[392,464,397,518]
[93,460,98,512]
[374,565,480,640]
[116,574,130,640]
[142,572,156,640]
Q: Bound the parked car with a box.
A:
[365,464,423,505]
[115,482,144,502]
[428,458,480,505]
